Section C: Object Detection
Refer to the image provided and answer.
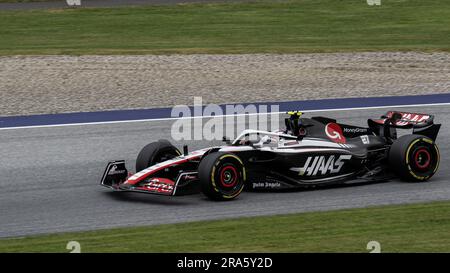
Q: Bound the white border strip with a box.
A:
[0,102,449,131]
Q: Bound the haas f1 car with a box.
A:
[101,111,441,201]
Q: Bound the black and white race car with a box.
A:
[101,111,441,201]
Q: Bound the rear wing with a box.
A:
[370,111,434,128]
[369,111,440,141]
[382,111,434,127]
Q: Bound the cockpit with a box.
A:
[231,129,298,147]
[284,111,307,137]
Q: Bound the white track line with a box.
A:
[0,102,449,131]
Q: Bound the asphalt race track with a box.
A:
[0,105,449,238]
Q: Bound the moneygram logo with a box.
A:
[171,97,280,141]
[325,123,346,144]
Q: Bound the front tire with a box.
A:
[389,135,440,181]
[198,152,246,201]
[135,140,181,172]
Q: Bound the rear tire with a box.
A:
[198,152,246,201]
[389,135,440,181]
[135,140,181,172]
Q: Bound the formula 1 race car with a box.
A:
[101,111,441,201]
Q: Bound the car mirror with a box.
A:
[222,136,231,144]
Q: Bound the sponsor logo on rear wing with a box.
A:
[383,111,434,126]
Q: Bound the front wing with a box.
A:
[100,161,199,196]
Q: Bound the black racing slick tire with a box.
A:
[135,140,181,172]
[389,135,440,182]
[198,152,246,201]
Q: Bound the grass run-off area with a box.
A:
[0,0,449,55]
[0,0,55,3]
[0,201,449,252]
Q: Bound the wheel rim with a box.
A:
[219,165,238,188]
[414,148,431,170]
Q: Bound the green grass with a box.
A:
[1,201,450,252]
[0,0,449,55]
[0,0,56,3]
